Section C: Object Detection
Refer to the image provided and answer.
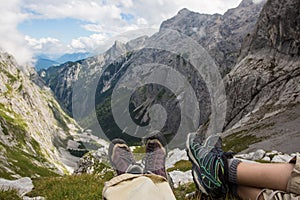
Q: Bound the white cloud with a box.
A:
[25,36,59,50]
[23,0,242,32]
[0,0,33,66]
[70,34,108,52]
[137,18,148,26]
[82,24,105,33]
[126,0,242,28]
[117,0,134,8]
[0,0,245,64]
[24,36,70,56]
[69,28,157,53]
[24,0,122,23]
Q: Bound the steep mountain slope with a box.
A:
[40,37,148,117]
[40,1,265,145]
[40,39,138,115]
[41,0,265,114]
[0,52,82,179]
[222,0,300,153]
[160,0,266,75]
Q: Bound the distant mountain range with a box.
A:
[35,52,91,71]
[41,0,268,146]
[40,0,300,152]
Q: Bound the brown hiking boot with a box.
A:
[108,138,143,175]
[143,131,168,179]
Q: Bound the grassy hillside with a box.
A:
[1,174,238,200]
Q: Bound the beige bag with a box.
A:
[102,173,176,200]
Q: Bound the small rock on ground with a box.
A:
[0,177,33,196]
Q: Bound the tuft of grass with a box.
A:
[174,183,239,200]
[255,159,271,163]
[27,173,113,200]
[0,189,21,200]
[167,160,192,172]
[223,122,273,153]
[0,67,17,84]
[174,182,197,200]
[132,145,146,161]
[24,171,238,200]
[49,101,70,132]
[4,84,13,95]
[0,143,58,179]
[223,130,267,153]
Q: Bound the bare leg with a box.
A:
[237,186,264,200]
[237,162,294,191]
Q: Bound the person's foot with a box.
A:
[143,131,168,179]
[108,138,143,175]
[186,132,230,198]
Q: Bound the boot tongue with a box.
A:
[146,142,156,152]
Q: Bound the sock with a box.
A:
[228,158,242,197]
[228,158,242,184]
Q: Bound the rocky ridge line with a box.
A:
[0,52,81,177]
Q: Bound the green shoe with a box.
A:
[186,132,230,198]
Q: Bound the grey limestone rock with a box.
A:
[252,149,266,160]
[0,51,82,177]
[261,156,271,162]
[74,146,110,174]
[224,0,300,134]
[0,177,33,196]
[168,170,193,188]
[166,148,189,169]
[272,154,293,163]
[160,0,267,76]
[23,197,45,200]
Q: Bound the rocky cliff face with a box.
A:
[239,0,300,59]
[222,0,300,153]
[41,1,265,146]
[160,0,266,76]
[41,0,299,153]
[0,52,83,178]
[42,0,266,115]
[40,37,147,116]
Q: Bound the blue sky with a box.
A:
[0,0,246,65]
[18,18,92,43]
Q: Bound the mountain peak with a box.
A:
[177,8,191,15]
[112,40,126,51]
[160,0,265,75]
[239,0,254,7]
[239,0,267,7]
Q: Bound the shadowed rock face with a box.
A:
[224,0,300,129]
[222,0,300,153]
[160,0,266,76]
[240,0,300,59]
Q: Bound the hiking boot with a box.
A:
[186,132,230,198]
[108,138,143,175]
[143,131,168,179]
